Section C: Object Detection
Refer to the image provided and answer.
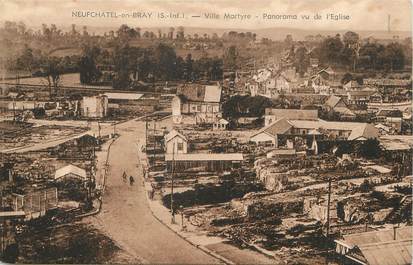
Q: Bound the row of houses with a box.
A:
[250,118,379,147]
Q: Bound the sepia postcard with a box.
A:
[0,0,412,264]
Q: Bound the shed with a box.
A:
[164,129,188,154]
[213,118,229,130]
[54,164,87,180]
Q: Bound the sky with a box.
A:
[0,0,411,32]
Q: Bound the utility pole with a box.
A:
[97,121,101,139]
[326,178,332,237]
[171,142,175,224]
[153,120,156,163]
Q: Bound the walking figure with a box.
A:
[122,171,127,182]
[129,175,135,186]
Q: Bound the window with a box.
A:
[197,105,201,111]
[177,142,184,151]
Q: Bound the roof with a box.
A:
[325,95,343,108]
[365,165,392,174]
[216,118,229,125]
[103,92,143,100]
[342,226,412,248]
[265,108,318,120]
[318,66,335,76]
[376,109,403,117]
[164,129,187,143]
[380,135,413,151]
[347,123,379,140]
[204,85,222,102]
[363,78,411,87]
[252,118,292,138]
[0,211,26,217]
[348,90,376,97]
[344,80,361,88]
[55,164,87,180]
[177,84,221,103]
[261,119,378,140]
[268,149,296,155]
[165,153,243,161]
[359,239,412,265]
[338,226,412,265]
[335,107,356,117]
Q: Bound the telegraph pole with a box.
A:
[171,142,175,224]
[326,178,332,237]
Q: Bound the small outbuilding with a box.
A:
[54,164,87,181]
[164,129,188,154]
[213,118,229,130]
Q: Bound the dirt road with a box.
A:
[90,119,221,264]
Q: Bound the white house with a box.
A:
[213,118,229,130]
[82,95,108,118]
[164,129,188,154]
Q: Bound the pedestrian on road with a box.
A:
[129,175,135,186]
[122,171,127,182]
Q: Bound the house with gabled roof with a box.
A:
[324,95,356,119]
[264,108,318,126]
[164,129,188,154]
[172,83,222,124]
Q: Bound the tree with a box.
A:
[183,54,193,81]
[176,26,185,40]
[341,73,353,84]
[343,31,359,47]
[358,43,385,70]
[383,43,405,71]
[222,95,272,120]
[319,35,344,65]
[153,43,178,80]
[284,34,293,47]
[168,27,175,39]
[355,139,382,159]
[224,45,238,71]
[42,57,63,96]
[79,46,102,84]
[294,46,309,77]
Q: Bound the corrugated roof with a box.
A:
[343,226,412,247]
[55,164,87,180]
[359,239,412,265]
[165,153,243,161]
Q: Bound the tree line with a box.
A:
[79,44,224,89]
